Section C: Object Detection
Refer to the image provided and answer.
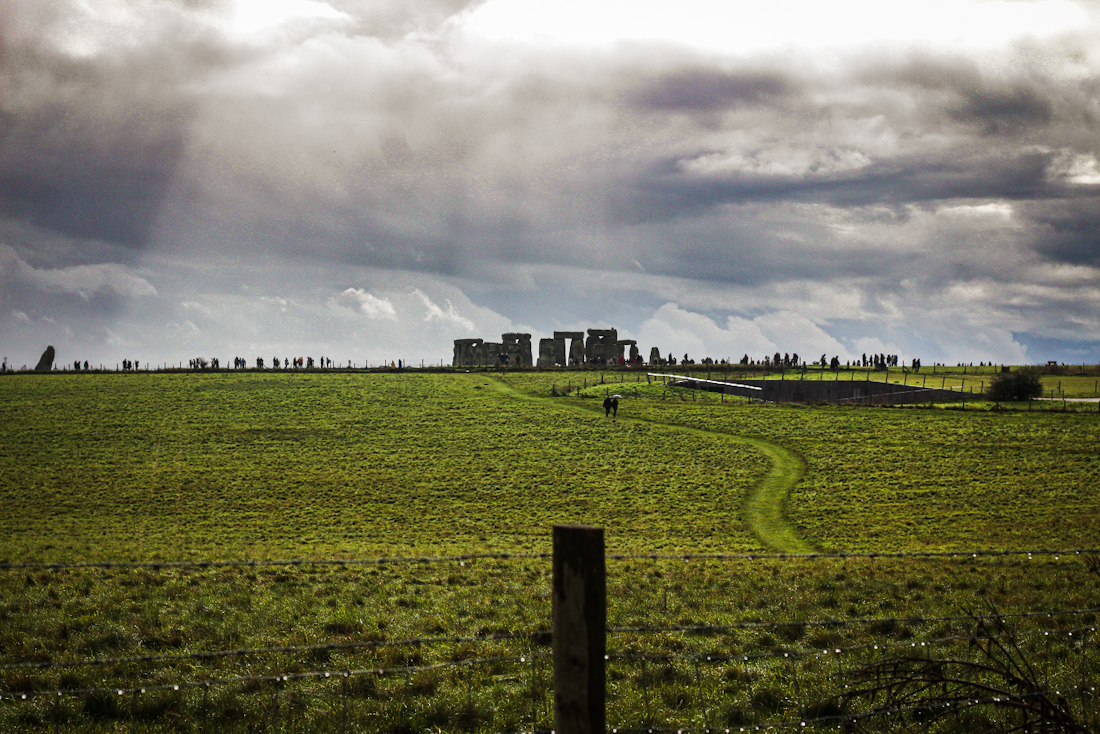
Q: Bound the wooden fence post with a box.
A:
[553,524,606,734]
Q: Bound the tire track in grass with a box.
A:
[477,375,814,554]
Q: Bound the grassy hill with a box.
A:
[1,370,1096,732]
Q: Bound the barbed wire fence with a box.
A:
[1,539,1098,732]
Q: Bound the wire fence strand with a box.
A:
[601,685,1099,733]
[607,548,1100,562]
[607,606,1100,636]
[0,630,549,672]
[0,653,550,702]
[607,623,1098,665]
[2,546,1096,572]
[3,545,1096,731]
[0,551,552,572]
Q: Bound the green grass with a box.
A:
[499,369,1100,552]
[1,369,1098,732]
[2,556,1097,732]
[0,372,770,561]
[481,375,810,552]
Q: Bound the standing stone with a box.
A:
[568,338,585,367]
[502,333,533,367]
[649,347,662,366]
[453,339,483,367]
[538,338,557,367]
[481,341,504,366]
[615,339,636,365]
[34,345,55,372]
[555,331,584,367]
[552,337,567,365]
[585,329,618,364]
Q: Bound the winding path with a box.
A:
[478,375,814,553]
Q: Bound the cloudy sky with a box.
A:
[2,0,1099,369]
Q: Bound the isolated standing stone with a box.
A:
[34,345,55,372]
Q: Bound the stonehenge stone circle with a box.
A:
[457,327,654,367]
[453,334,530,366]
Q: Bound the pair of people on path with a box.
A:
[603,396,619,418]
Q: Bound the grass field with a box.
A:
[0,371,776,561]
[499,369,1100,551]
[1,369,1097,732]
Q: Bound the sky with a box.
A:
[2,0,1099,369]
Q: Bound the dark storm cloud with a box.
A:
[1020,198,1100,267]
[629,68,792,111]
[2,0,1097,367]
[819,151,1058,205]
[883,53,984,90]
[863,54,1056,134]
[0,105,187,249]
[950,85,1054,134]
[0,0,247,253]
[617,150,1058,225]
[632,220,920,285]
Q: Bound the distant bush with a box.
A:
[987,369,1044,401]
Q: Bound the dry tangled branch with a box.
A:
[839,613,1092,733]
[1081,554,1100,580]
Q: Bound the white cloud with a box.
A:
[7,247,157,300]
[752,311,851,358]
[331,288,398,319]
[0,255,531,366]
[937,202,1015,220]
[851,337,902,359]
[105,329,132,348]
[258,296,293,312]
[226,0,351,42]
[636,303,774,361]
[460,0,1088,53]
[412,288,476,331]
[1028,262,1100,286]
[636,303,858,362]
[922,324,1030,365]
[683,148,872,177]
[1047,150,1100,185]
